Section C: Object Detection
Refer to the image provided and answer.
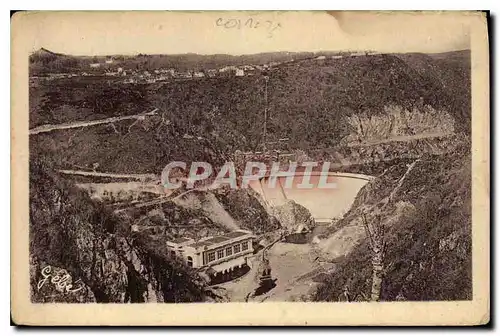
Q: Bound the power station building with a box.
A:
[166,230,255,282]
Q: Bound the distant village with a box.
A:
[33,57,276,83]
[31,51,380,83]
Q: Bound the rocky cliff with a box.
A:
[29,159,220,303]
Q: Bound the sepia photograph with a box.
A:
[11,10,489,325]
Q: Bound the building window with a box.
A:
[242,241,249,251]
[208,251,215,262]
[217,249,224,259]
[234,244,241,254]
[226,246,233,256]
[187,256,193,267]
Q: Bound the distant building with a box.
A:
[316,55,326,60]
[166,230,255,283]
[176,71,192,78]
[193,71,205,78]
[89,63,100,68]
[206,69,218,78]
[219,65,238,73]
[235,69,244,77]
[105,59,114,64]
[131,224,166,235]
[350,51,366,56]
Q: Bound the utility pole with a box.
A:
[263,75,269,153]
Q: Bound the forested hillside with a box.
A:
[314,148,472,301]
[30,51,470,174]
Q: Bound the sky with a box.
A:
[15,11,473,56]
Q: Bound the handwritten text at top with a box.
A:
[216,17,282,38]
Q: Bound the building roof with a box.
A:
[225,231,250,239]
[188,230,252,249]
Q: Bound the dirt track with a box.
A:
[29,108,158,135]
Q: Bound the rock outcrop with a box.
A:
[271,200,314,234]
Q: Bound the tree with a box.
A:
[362,212,386,301]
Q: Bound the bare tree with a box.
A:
[362,213,386,301]
[358,160,419,301]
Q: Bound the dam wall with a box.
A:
[248,172,373,223]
